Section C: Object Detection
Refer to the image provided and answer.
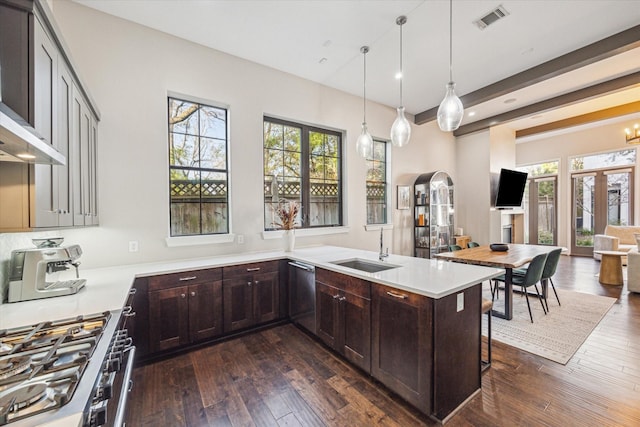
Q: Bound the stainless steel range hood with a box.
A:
[0,103,65,165]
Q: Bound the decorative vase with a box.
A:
[284,229,295,252]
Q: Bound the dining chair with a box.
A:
[467,241,480,248]
[492,253,548,323]
[448,244,462,252]
[512,248,562,311]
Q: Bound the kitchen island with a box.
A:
[0,245,502,424]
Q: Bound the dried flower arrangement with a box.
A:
[274,199,300,230]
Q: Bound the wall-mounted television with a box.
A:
[494,168,528,208]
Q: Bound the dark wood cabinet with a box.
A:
[371,283,432,414]
[223,261,279,333]
[315,268,371,373]
[147,268,223,354]
[432,283,481,420]
[371,282,482,421]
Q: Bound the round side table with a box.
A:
[594,250,627,286]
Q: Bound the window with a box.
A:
[168,96,229,236]
[366,139,388,224]
[518,161,559,245]
[263,117,342,230]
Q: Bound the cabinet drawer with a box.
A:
[223,261,278,278]
[148,268,222,291]
[372,283,430,310]
[316,268,371,299]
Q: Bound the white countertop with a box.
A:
[0,245,503,330]
[1,245,502,427]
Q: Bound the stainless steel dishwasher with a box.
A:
[288,261,316,334]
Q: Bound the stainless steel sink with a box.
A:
[330,258,399,273]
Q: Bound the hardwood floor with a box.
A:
[126,256,640,426]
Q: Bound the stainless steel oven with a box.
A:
[0,307,135,427]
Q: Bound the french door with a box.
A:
[571,167,634,256]
[526,176,557,245]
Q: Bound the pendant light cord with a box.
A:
[399,20,404,107]
[361,46,369,123]
[449,0,453,83]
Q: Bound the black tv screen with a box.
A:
[495,168,528,208]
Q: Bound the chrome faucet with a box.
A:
[379,228,389,261]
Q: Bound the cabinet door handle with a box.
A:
[190,291,196,297]
[338,296,346,302]
[386,291,408,299]
[180,293,186,298]
[246,267,261,272]
[123,306,136,317]
[333,294,340,299]
[179,276,197,281]
[129,288,137,295]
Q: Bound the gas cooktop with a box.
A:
[0,312,110,425]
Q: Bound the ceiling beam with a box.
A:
[452,71,640,136]
[414,24,640,126]
[515,101,640,139]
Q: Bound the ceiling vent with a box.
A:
[473,5,510,30]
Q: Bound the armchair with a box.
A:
[593,225,640,263]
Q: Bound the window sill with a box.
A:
[262,226,350,240]
[165,234,236,247]
[364,224,394,232]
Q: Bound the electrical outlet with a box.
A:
[237,234,244,244]
[456,292,464,312]
[128,241,139,253]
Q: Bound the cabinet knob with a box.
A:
[180,293,186,298]
[247,282,252,287]
[254,280,259,285]
[190,291,196,297]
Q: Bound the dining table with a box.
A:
[434,244,561,320]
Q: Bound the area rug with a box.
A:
[482,289,616,364]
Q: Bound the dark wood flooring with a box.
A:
[126,256,640,426]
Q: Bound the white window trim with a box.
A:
[262,226,350,240]
[166,234,236,247]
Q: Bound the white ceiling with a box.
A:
[73,0,640,133]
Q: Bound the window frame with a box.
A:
[366,139,390,225]
[263,116,344,231]
[166,94,231,239]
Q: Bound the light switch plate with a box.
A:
[237,234,245,244]
[457,292,464,312]
[128,241,139,253]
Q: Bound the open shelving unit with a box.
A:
[414,171,454,258]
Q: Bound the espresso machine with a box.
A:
[7,238,86,303]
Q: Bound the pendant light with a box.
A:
[437,0,464,132]
[390,16,411,147]
[356,46,374,158]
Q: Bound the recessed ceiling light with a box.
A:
[319,57,327,64]
[468,111,476,117]
[322,40,332,48]
[504,98,517,104]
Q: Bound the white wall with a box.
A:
[516,117,640,252]
[0,0,455,287]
